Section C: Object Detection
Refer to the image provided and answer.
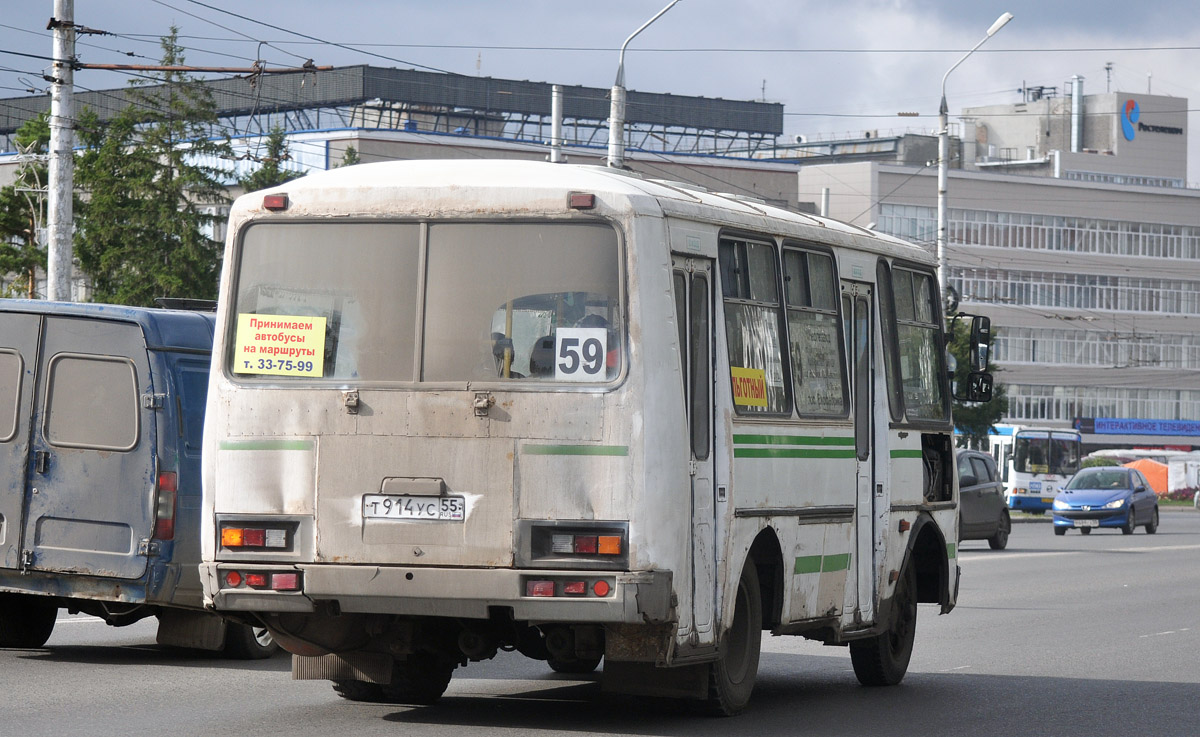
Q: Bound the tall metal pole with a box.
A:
[47,0,75,301]
[549,84,565,163]
[607,0,680,169]
[937,11,1012,309]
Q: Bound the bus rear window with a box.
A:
[230,221,621,384]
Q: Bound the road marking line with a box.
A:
[959,551,1081,562]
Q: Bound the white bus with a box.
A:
[988,425,1082,513]
[200,160,990,715]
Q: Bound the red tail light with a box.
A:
[153,472,177,540]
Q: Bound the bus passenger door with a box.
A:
[673,257,716,647]
[842,281,876,624]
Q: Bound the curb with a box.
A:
[1009,505,1198,523]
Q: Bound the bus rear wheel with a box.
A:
[379,653,456,705]
[705,561,762,716]
[850,563,916,687]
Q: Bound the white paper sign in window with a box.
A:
[554,328,608,382]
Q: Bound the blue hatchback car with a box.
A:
[1052,466,1159,535]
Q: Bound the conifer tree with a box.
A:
[0,113,52,298]
[239,127,303,192]
[75,27,231,306]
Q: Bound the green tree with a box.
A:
[239,127,303,192]
[947,315,1007,449]
[336,145,360,167]
[0,113,52,298]
[75,27,231,306]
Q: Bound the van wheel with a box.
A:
[988,511,1011,550]
[0,594,57,648]
[548,654,603,674]
[224,623,279,660]
[705,561,762,716]
[850,563,916,687]
[332,679,386,702]
[379,654,456,705]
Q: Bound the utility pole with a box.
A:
[47,0,75,301]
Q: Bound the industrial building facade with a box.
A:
[798,85,1199,449]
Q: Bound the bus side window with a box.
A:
[718,238,789,415]
[782,247,847,416]
[875,260,904,422]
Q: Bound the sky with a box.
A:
[2,0,1199,180]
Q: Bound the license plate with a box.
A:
[1041,498,1054,503]
[1074,519,1099,528]
[363,494,465,521]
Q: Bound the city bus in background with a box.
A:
[989,425,1082,513]
[199,160,991,715]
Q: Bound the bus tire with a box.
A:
[332,679,386,702]
[548,654,602,674]
[379,653,456,705]
[705,561,762,716]
[0,593,57,648]
[224,623,279,660]
[850,562,916,687]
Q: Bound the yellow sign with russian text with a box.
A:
[233,313,326,377]
[730,366,768,407]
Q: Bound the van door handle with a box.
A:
[34,450,49,474]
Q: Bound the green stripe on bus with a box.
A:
[890,449,925,458]
[822,554,851,572]
[794,555,822,574]
[735,448,857,459]
[733,434,854,446]
[219,439,314,451]
[947,543,957,559]
[794,554,852,575]
[522,444,629,456]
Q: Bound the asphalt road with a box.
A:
[3,510,1198,737]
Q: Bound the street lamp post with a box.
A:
[607,0,681,169]
[937,11,1013,311]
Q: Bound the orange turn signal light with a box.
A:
[598,536,622,555]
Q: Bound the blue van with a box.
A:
[0,300,274,658]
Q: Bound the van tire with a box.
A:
[705,561,762,716]
[224,623,279,659]
[850,562,916,687]
[0,593,57,648]
[379,654,455,705]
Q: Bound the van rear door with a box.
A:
[20,316,156,580]
[0,313,41,571]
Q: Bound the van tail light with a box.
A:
[153,472,177,540]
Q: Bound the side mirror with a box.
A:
[951,313,994,403]
[959,473,978,488]
[969,315,991,372]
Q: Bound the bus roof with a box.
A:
[231,160,930,264]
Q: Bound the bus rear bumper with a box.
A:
[1006,495,1053,511]
[204,563,674,625]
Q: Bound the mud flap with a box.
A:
[292,651,393,684]
[601,660,709,700]
[156,609,227,651]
